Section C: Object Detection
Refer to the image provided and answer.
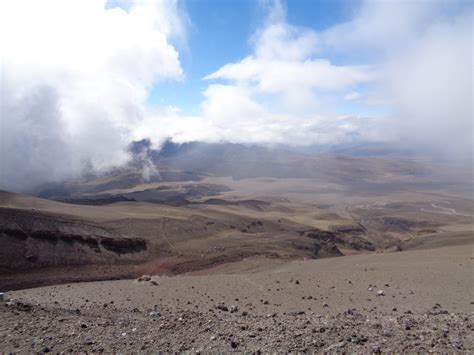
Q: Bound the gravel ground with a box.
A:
[0,299,472,353]
[1,244,472,353]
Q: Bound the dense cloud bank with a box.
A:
[0,0,185,191]
[0,0,472,192]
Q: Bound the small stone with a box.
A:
[324,341,345,351]
[150,280,159,286]
[289,310,305,316]
[230,341,238,349]
[376,290,385,296]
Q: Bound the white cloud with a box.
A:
[194,0,377,143]
[0,0,185,191]
[320,0,473,158]
[344,91,362,101]
[1,0,471,191]
[131,0,381,150]
[253,22,318,62]
[137,85,382,149]
[386,12,473,157]
[195,0,473,159]
[206,58,373,95]
[320,1,450,53]
[204,4,374,112]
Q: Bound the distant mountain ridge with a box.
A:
[31,139,467,199]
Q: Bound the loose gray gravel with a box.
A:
[1,299,472,353]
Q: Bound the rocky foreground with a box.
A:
[0,244,472,353]
[0,298,472,353]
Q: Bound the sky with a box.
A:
[0,0,472,191]
[148,0,359,115]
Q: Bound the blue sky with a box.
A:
[136,0,470,152]
[148,0,363,115]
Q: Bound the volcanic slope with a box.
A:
[1,164,472,290]
[0,185,375,290]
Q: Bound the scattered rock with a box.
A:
[0,295,469,353]
[288,310,305,316]
[372,345,381,353]
[216,304,229,312]
[324,341,346,351]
